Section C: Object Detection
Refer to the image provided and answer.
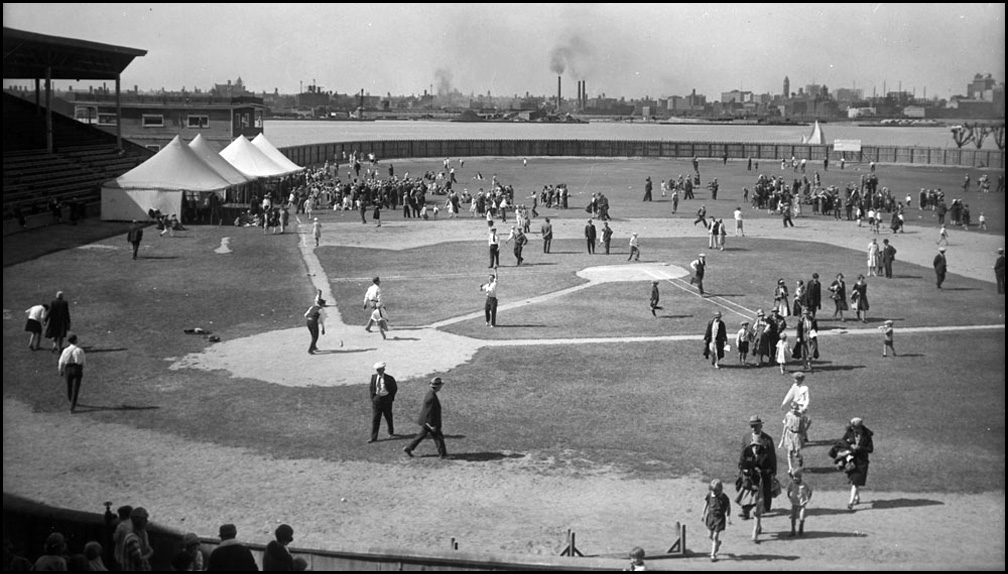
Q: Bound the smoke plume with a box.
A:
[548,35,594,78]
[434,68,454,96]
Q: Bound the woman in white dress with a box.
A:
[866,238,880,277]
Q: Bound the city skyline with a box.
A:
[3,3,1005,100]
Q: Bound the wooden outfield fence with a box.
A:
[281,139,1004,170]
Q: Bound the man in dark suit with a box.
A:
[703,311,727,369]
[403,377,447,459]
[45,290,72,353]
[933,247,948,289]
[584,219,597,254]
[207,524,257,571]
[881,239,897,279]
[794,308,819,372]
[807,273,822,318]
[368,361,398,443]
[127,220,143,260]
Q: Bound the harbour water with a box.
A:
[264,119,993,150]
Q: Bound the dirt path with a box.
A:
[3,399,1003,569]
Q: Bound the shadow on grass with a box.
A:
[518,262,557,267]
[493,324,548,328]
[806,506,861,517]
[773,530,869,540]
[892,274,923,279]
[868,498,944,510]
[74,403,160,413]
[388,336,421,341]
[941,287,980,291]
[726,552,801,562]
[709,293,747,298]
[139,255,181,260]
[446,451,525,462]
[890,353,924,358]
[799,466,843,475]
[804,362,866,372]
[80,346,128,354]
[658,315,693,320]
[313,348,375,354]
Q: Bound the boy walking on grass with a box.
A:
[649,281,661,317]
[879,319,896,357]
[787,469,813,536]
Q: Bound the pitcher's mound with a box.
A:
[577,262,689,283]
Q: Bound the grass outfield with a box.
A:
[3,157,1004,508]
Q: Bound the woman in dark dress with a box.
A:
[830,417,874,511]
[851,275,870,323]
[736,436,774,543]
[44,291,71,352]
[828,273,848,322]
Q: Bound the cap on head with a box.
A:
[749,415,763,427]
[850,417,864,427]
[430,376,444,388]
[698,253,706,258]
[793,372,806,381]
[183,533,200,547]
[131,507,149,519]
[374,361,386,371]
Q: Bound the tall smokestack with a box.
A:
[582,80,587,109]
[557,76,562,110]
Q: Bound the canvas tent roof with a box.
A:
[251,133,304,173]
[104,135,233,191]
[802,120,825,145]
[189,133,255,186]
[220,136,297,178]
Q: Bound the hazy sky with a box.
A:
[4,3,1005,99]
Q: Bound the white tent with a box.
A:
[220,135,297,178]
[188,133,256,186]
[251,133,304,174]
[802,120,826,145]
[101,135,233,222]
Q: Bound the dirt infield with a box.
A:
[4,207,1004,569]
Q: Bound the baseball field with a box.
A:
[3,156,1004,569]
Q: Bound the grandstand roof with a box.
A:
[3,27,147,81]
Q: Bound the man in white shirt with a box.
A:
[481,271,498,327]
[734,206,745,237]
[58,333,86,413]
[488,227,501,268]
[364,277,382,331]
[25,303,49,351]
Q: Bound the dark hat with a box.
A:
[183,533,201,547]
[793,372,806,381]
[430,376,444,388]
[130,507,149,519]
[275,524,294,543]
[219,524,238,539]
[748,415,763,426]
[373,276,380,284]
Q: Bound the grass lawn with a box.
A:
[3,157,1004,504]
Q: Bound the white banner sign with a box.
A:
[833,139,862,152]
